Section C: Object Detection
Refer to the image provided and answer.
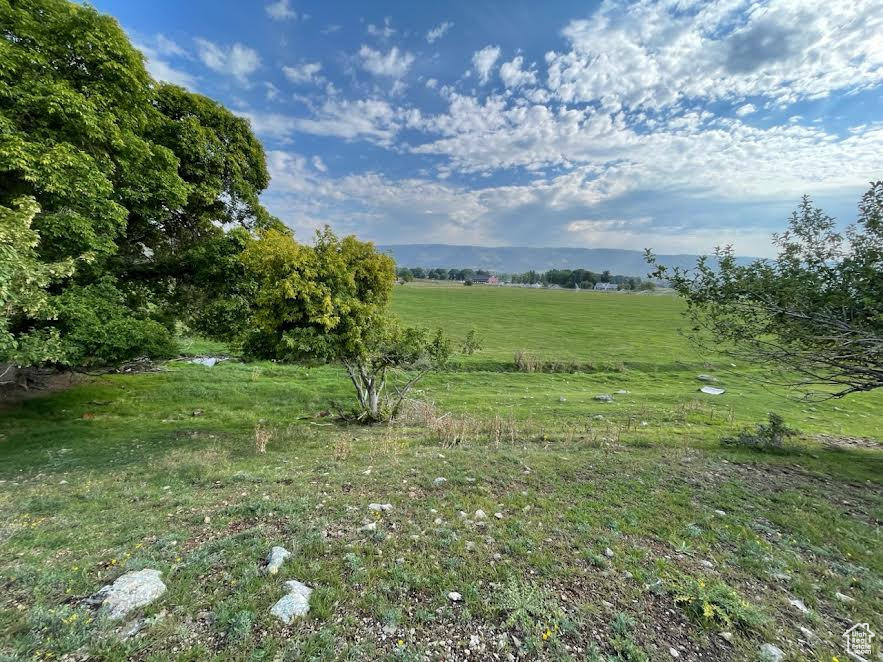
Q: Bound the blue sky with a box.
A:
[94,0,883,256]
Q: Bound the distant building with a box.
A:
[594,282,618,291]
[471,274,498,284]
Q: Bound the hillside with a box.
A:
[379,244,757,277]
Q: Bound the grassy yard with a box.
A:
[1,286,881,661]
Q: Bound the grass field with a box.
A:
[1,285,881,661]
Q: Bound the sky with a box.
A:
[93,0,883,257]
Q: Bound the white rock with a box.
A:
[789,598,809,614]
[594,394,614,402]
[494,512,503,519]
[447,591,462,602]
[360,521,377,532]
[669,647,680,658]
[759,643,784,662]
[835,591,855,603]
[95,569,166,620]
[697,374,718,383]
[270,580,312,623]
[266,546,290,575]
[798,626,817,643]
[474,509,487,520]
[434,517,443,525]
[368,503,393,512]
[714,509,726,516]
[700,559,714,568]
[699,386,725,395]
[433,477,447,487]
[719,632,733,642]
[604,547,615,558]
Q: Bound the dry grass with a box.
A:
[254,421,273,454]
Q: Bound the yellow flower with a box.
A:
[397,639,404,646]
[542,628,552,640]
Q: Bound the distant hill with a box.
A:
[378,244,756,277]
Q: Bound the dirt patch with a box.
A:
[814,434,882,451]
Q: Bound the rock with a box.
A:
[697,374,718,383]
[191,409,204,417]
[604,547,614,558]
[592,415,605,421]
[465,541,476,551]
[189,357,221,367]
[798,626,817,643]
[559,396,567,403]
[835,591,855,603]
[700,559,714,569]
[120,617,146,639]
[594,394,614,402]
[434,517,443,525]
[494,512,503,519]
[789,598,809,614]
[758,643,784,662]
[448,591,463,602]
[368,503,393,512]
[615,389,630,395]
[360,521,377,532]
[714,509,726,516]
[265,546,291,575]
[270,580,312,623]
[699,386,725,395]
[474,509,487,520]
[719,632,733,643]
[669,647,680,658]
[203,516,211,524]
[94,569,166,620]
[433,477,447,487]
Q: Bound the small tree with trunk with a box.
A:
[647,181,883,399]
[240,227,476,421]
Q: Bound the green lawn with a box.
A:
[0,286,880,661]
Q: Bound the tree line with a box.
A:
[396,267,656,290]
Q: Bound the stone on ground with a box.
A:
[368,503,393,511]
[759,643,784,662]
[699,386,725,395]
[270,580,312,624]
[265,546,291,575]
[594,394,614,402]
[447,591,463,602]
[93,569,166,620]
[697,374,718,382]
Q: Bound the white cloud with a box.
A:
[499,56,537,88]
[426,21,453,44]
[425,78,438,89]
[282,62,323,84]
[358,45,415,78]
[545,0,883,110]
[312,155,327,172]
[264,81,280,101]
[195,39,260,82]
[472,46,501,85]
[367,17,396,39]
[266,0,296,21]
[133,35,196,88]
[735,103,756,116]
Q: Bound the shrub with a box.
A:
[722,412,797,450]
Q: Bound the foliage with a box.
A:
[496,578,562,635]
[0,0,272,371]
[240,227,471,421]
[722,412,798,451]
[648,182,883,398]
[670,576,762,629]
[0,197,73,372]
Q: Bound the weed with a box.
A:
[254,421,273,454]
[722,412,798,450]
[496,578,562,637]
[670,576,763,629]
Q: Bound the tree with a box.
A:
[0,0,274,372]
[240,228,477,421]
[647,182,883,398]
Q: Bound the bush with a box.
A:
[722,412,797,450]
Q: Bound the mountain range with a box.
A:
[378,244,756,278]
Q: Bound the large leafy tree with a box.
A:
[648,182,883,398]
[240,228,472,421]
[0,0,273,373]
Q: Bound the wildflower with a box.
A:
[397,639,404,646]
[542,628,552,640]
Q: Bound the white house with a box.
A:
[594,282,618,291]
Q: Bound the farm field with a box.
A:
[1,286,881,661]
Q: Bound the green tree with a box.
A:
[240,228,474,421]
[0,0,274,370]
[0,197,73,382]
[648,182,883,398]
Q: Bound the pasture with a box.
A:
[0,285,880,661]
